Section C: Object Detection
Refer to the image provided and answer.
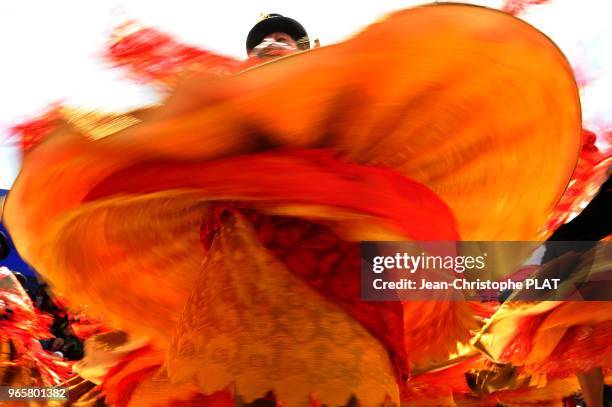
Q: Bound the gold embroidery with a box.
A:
[60,108,142,140]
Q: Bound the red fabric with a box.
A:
[111,365,160,407]
[532,321,612,378]
[498,308,612,379]
[401,355,481,401]
[101,345,238,406]
[70,319,112,341]
[167,391,235,407]
[499,312,550,362]
[102,344,156,386]
[101,344,157,405]
[85,149,459,241]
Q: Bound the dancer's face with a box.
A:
[249,32,299,58]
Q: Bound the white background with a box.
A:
[1,0,611,189]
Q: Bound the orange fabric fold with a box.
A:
[85,150,459,241]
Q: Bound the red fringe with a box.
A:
[105,22,242,85]
[502,0,551,15]
[546,129,611,233]
[10,106,62,153]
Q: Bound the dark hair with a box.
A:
[0,231,10,261]
[12,272,27,287]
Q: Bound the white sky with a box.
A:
[1,0,611,189]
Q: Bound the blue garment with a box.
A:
[0,189,37,278]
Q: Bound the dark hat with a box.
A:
[0,231,10,261]
[246,14,309,53]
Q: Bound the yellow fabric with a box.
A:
[168,209,399,405]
